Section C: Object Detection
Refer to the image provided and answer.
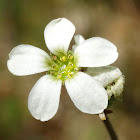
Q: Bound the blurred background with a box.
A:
[0,0,140,139]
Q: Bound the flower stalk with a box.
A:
[103,115,118,140]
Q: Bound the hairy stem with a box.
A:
[103,115,118,140]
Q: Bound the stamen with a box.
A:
[48,52,78,81]
[68,54,73,59]
[52,55,57,60]
[74,67,78,71]
[60,56,66,61]
[68,62,73,68]
[68,73,72,78]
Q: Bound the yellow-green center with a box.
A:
[48,51,78,81]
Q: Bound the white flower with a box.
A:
[7,18,119,122]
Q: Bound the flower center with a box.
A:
[48,51,78,81]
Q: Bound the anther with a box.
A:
[68,73,72,78]
[74,67,78,71]
[60,56,66,61]
[68,62,73,68]
[52,55,57,60]
[68,54,73,59]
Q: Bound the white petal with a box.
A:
[86,66,122,87]
[74,34,85,45]
[72,35,85,51]
[44,18,75,56]
[72,45,77,52]
[74,37,118,67]
[65,72,108,114]
[7,45,54,76]
[28,75,62,121]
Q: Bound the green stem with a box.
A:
[103,115,118,140]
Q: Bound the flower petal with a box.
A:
[74,34,85,45]
[74,37,118,67]
[44,18,75,56]
[86,66,122,87]
[28,75,62,121]
[65,72,108,114]
[7,45,54,76]
[72,34,85,51]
